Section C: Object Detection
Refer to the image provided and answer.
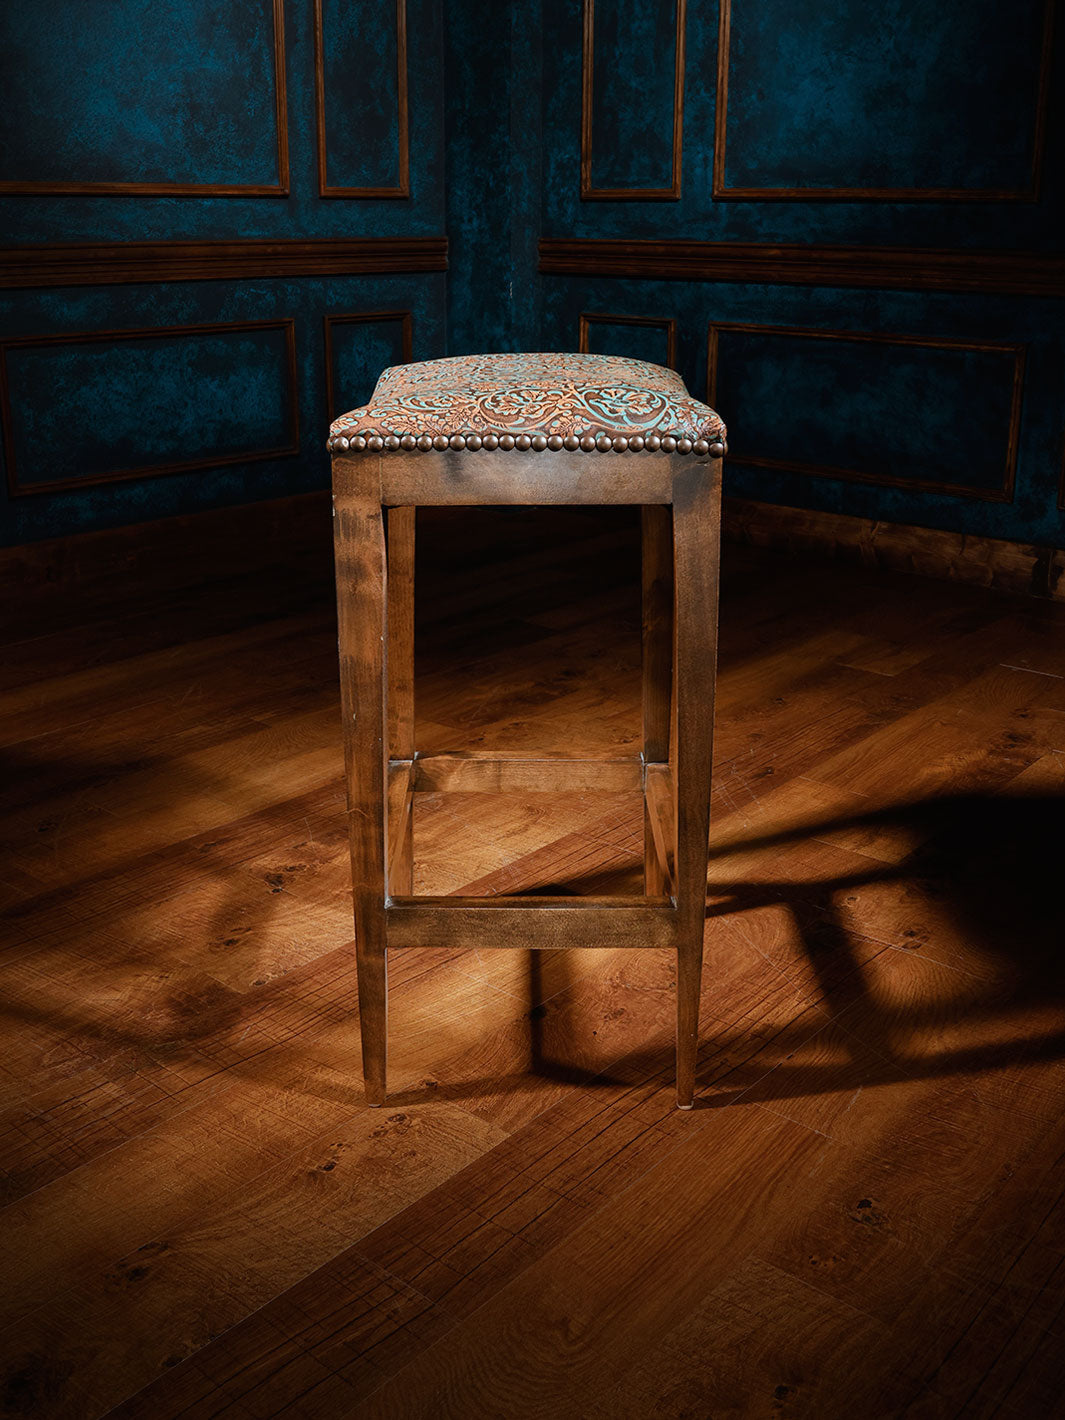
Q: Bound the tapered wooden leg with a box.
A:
[642,505,673,895]
[334,459,389,1106]
[671,458,722,1108]
[387,506,416,894]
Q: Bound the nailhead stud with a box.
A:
[661,435,677,452]
[449,434,466,450]
[693,439,709,455]
[547,434,564,450]
[595,434,612,451]
[531,434,548,451]
[483,433,499,450]
[612,435,629,452]
[352,435,367,451]
[466,433,483,450]
[417,434,433,450]
[384,435,400,450]
[580,434,597,451]
[677,437,693,455]
[564,434,580,450]
[400,434,416,450]
[368,435,384,451]
[709,440,726,458]
[515,434,532,450]
[629,435,645,451]
[430,434,448,451]
[646,434,662,451]
[499,433,515,450]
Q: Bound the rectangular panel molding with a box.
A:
[315,0,409,197]
[578,312,678,368]
[581,0,686,199]
[712,0,1054,201]
[0,0,289,196]
[324,311,413,422]
[538,239,1065,299]
[708,322,1025,502]
[1,319,299,496]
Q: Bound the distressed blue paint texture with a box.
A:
[581,318,673,368]
[6,326,295,488]
[444,0,542,356]
[329,317,409,412]
[0,0,445,242]
[319,0,402,189]
[724,0,1047,192]
[0,0,282,186]
[712,330,1017,495]
[0,275,445,545]
[540,278,1065,548]
[0,0,448,546]
[538,0,1065,549]
[589,0,678,191]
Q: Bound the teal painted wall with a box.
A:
[3,0,1063,550]
[537,0,1065,550]
[0,0,448,545]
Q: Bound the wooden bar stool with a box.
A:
[328,353,727,1109]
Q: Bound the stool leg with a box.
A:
[671,459,722,1108]
[387,507,416,894]
[334,473,389,1106]
[642,506,673,895]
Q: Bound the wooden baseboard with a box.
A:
[724,497,1065,601]
[5,489,1061,640]
[2,490,334,636]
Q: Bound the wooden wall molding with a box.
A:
[323,310,413,421]
[538,238,1065,298]
[725,497,1065,601]
[1,319,299,497]
[0,0,289,197]
[712,0,1054,202]
[707,321,1025,504]
[0,237,448,289]
[580,0,686,200]
[577,311,678,368]
[314,0,409,198]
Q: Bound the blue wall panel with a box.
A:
[0,0,444,244]
[721,0,1048,196]
[3,323,297,493]
[326,313,411,417]
[709,326,1021,499]
[586,0,681,194]
[318,0,406,193]
[541,276,1065,549]
[0,0,447,546]
[0,275,445,546]
[0,0,285,190]
[538,0,1065,550]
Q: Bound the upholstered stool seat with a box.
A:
[330,352,726,1110]
[328,351,726,453]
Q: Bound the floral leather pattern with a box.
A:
[329,352,726,447]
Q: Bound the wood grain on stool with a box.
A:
[332,442,722,1110]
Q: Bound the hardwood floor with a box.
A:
[2,505,1064,1419]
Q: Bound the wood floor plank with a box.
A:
[2,509,1063,1419]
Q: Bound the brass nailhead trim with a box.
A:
[327,432,728,457]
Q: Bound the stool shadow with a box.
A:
[420,786,1065,1110]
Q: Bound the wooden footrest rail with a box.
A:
[384,753,677,912]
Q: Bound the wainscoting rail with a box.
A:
[0,238,449,289]
[539,239,1065,298]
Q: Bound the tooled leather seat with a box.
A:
[327,351,727,455]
